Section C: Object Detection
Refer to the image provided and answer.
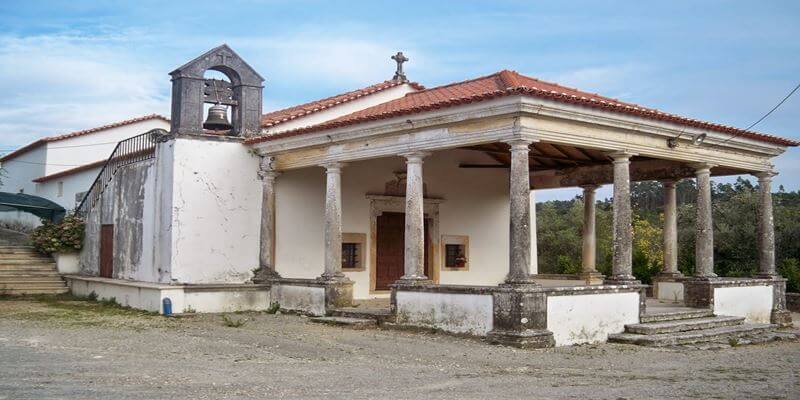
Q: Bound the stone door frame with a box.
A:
[366,195,443,294]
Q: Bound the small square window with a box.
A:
[445,244,466,268]
[342,243,359,269]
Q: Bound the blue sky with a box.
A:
[0,1,798,201]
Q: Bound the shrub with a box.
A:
[780,258,800,293]
[30,215,85,254]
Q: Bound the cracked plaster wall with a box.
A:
[167,138,261,284]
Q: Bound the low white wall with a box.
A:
[67,277,176,313]
[547,292,640,346]
[395,290,494,335]
[183,290,270,313]
[54,253,80,274]
[713,285,773,323]
[655,281,684,302]
[66,276,271,314]
[270,283,326,316]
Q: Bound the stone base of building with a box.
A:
[683,276,790,324]
[269,277,354,316]
[65,275,271,314]
[321,278,354,309]
[486,329,555,348]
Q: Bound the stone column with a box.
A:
[693,163,717,278]
[755,171,777,278]
[253,156,280,282]
[580,184,603,284]
[505,139,537,285]
[660,179,681,277]
[320,162,349,282]
[398,152,430,283]
[606,152,638,284]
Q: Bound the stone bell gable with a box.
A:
[169,44,264,137]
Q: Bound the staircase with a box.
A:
[0,246,68,295]
[609,309,780,347]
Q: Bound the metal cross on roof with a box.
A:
[391,51,408,82]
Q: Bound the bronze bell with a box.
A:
[203,104,233,131]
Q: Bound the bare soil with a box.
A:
[1,296,798,399]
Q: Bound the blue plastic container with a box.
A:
[162,298,172,316]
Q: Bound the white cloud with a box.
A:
[0,31,170,149]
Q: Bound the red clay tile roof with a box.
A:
[261,80,424,128]
[0,114,170,162]
[247,70,798,147]
[31,159,107,183]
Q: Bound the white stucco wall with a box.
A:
[35,166,100,210]
[270,284,326,316]
[265,84,418,134]
[166,137,261,284]
[547,292,640,346]
[395,290,494,335]
[274,149,511,299]
[42,119,169,175]
[713,285,773,323]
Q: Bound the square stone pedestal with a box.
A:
[320,278,355,309]
[486,284,554,349]
[581,271,605,286]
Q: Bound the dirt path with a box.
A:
[1,297,798,399]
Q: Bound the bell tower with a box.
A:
[169,44,264,137]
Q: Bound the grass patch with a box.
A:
[0,292,163,328]
[221,314,248,328]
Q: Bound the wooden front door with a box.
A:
[100,224,114,278]
[375,212,429,290]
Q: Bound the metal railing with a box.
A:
[75,129,166,217]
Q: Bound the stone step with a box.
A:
[0,269,60,276]
[608,323,776,347]
[0,247,37,254]
[0,274,63,281]
[0,261,56,271]
[625,315,745,335]
[309,316,378,329]
[0,281,67,289]
[0,259,56,266]
[0,287,69,295]
[640,309,714,323]
[329,307,396,324]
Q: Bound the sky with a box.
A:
[0,0,798,201]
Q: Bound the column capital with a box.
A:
[660,178,678,187]
[579,184,600,192]
[690,162,716,173]
[321,162,346,172]
[400,151,431,163]
[502,138,535,151]
[606,150,637,161]
[258,170,280,181]
[754,170,778,181]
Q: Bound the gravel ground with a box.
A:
[1,297,799,400]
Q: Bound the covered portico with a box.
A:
[246,70,794,347]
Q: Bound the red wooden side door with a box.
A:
[100,224,114,278]
[375,213,430,290]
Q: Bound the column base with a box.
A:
[490,284,553,348]
[486,329,554,349]
[394,277,433,286]
[682,276,718,308]
[580,271,605,285]
[252,267,281,284]
[504,274,540,286]
[654,272,684,280]
[317,276,354,309]
[604,274,641,285]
